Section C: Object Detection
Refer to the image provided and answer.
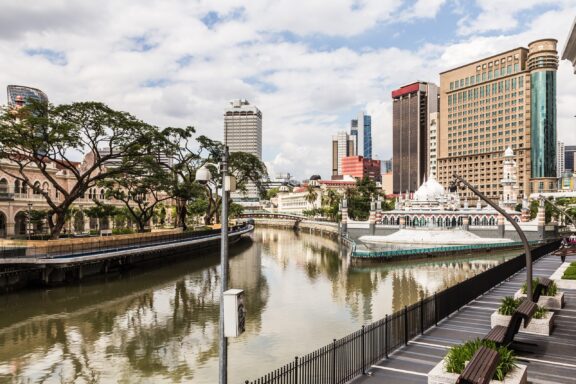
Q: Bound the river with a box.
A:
[0,227,521,383]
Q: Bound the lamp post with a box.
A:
[27,202,33,240]
[195,146,231,384]
[449,174,533,301]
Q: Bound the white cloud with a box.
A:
[0,0,575,181]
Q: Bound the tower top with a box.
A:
[504,147,514,158]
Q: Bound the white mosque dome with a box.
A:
[504,147,514,157]
[413,176,446,201]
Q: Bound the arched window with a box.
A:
[451,217,457,227]
[489,217,496,226]
[445,217,450,227]
[457,217,463,226]
[14,180,20,194]
[474,217,480,225]
[33,181,41,195]
[100,189,105,200]
[383,217,389,225]
[482,217,488,226]
[42,182,49,192]
[0,179,7,194]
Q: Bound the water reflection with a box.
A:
[0,228,517,383]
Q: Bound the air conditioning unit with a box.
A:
[224,289,245,337]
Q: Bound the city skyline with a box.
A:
[1,1,576,180]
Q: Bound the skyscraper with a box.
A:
[224,99,263,201]
[565,145,576,172]
[391,81,439,193]
[7,85,48,107]
[350,112,372,159]
[332,131,356,178]
[437,39,558,200]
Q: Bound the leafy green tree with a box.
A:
[101,157,173,232]
[305,184,319,205]
[266,187,279,200]
[0,101,157,238]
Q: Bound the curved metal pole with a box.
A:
[451,174,533,301]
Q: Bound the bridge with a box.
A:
[239,211,307,221]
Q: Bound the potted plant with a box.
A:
[428,338,527,384]
[551,261,576,289]
[513,278,564,309]
[491,297,554,336]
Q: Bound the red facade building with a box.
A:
[341,156,381,182]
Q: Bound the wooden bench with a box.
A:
[484,299,537,347]
[456,346,500,384]
[533,277,553,302]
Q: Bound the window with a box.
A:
[450,81,454,90]
[514,63,519,72]
[482,72,486,81]
[507,65,512,74]
[465,77,469,86]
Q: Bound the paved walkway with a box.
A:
[354,253,576,384]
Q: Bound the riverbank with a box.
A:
[0,224,253,293]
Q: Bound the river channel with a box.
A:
[0,227,522,383]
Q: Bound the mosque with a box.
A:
[377,147,525,228]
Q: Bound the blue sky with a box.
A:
[1,0,576,180]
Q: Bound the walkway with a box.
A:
[354,253,576,384]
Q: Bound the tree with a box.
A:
[266,187,280,200]
[101,157,173,232]
[305,184,318,205]
[0,101,157,238]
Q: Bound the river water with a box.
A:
[0,228,520,383]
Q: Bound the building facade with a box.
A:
[429,112,439,178]
[437,39,559,202]
[224,99,263,202]
[332,131,356,178]
[341,156,381,181]
[562,17,576,73]
[557,141,565,177]
[564,145,576,172]
[392,81,439,194]
[350,112,372,159]
[7,85,48,107]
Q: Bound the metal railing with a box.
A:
[0,224,252,260]
[352,241,539,259]
[244,240,561,384]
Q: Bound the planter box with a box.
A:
[550,262,576,290]
[490,311,554,336]
[428,357,527,384]
[513,289,565,310]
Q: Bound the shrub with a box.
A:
[497,296,547,319]
[112,228,134,235]
[444,338,516,380]
[521,278,558,296]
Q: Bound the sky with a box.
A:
[1,0,576,180]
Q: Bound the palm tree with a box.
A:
[305,184,318,205]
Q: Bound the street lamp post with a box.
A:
[195,146,231,384]
[27,203,32,241]
[449,173,534,301]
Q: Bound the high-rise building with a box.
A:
[565,145,576,172]
[437,39,559,200]
[332,131,356,178]
[557,141,565,177]
[224,99,263,202]
[562,17,576,73]
[341,156,381,182]
[7,85,48,107]
[391,81,439,193]
[350,112,372,159]
[429,112,439,179]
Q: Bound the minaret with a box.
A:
[500,147,519,211]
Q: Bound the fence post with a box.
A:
[384,314,388,359]
[361,325,366,374]
[420,298,424,335]
[404,306,408,346]
[294,356,298,384]
[434,292,438,326]
[332,339,337,384]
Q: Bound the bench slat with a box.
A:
[458,346,500,384]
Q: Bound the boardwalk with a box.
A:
[355,253,576,384]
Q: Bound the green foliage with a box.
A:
[497,296,547,319]
[112,228,134,235]
[563,265,576,280]
[266,187,279,200]
[521,278,557,296]
[498,296,520,316]
[228,202,244,218]
[444,338,516,381]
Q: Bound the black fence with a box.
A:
[0,223,251,259]
[244,240,561,384]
